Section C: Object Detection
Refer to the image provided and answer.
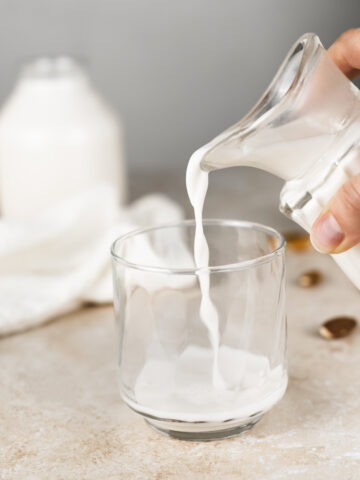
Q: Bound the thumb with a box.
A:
[311,174,360,254]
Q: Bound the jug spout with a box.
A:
[199,33,360,182]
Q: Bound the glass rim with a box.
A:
[111,219,286,275]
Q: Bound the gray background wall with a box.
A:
[0,0,359,173]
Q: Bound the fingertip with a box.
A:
[310,213,344,254]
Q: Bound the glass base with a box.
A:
[144,413,264,442]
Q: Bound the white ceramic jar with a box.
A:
[0,56,126,219]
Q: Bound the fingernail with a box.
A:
[311,213,344,252]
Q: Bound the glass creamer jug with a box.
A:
[196,33,360,290]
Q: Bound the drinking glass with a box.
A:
[111,219,287,441]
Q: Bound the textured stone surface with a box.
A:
[1,170,360,478]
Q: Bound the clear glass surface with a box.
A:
[199,33,360,184]
[111,220,287,441]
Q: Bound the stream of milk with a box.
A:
[185,146,225,388]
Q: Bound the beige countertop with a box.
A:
[1,169,360,479]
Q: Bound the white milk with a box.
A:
[129,344,287,422]
[185,146,225,388]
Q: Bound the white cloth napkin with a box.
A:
[0,186,184,336]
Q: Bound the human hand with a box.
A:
[311,28,360,253]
